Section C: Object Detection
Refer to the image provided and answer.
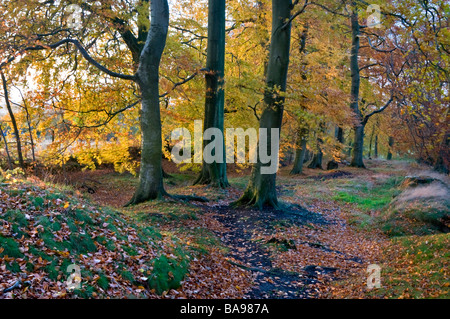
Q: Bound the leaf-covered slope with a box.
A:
[0,176,190,298]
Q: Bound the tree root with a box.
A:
[225,259,267,273]
[162,169,172,178]
[168,194,209,203]
[289,168,304,175]
[231,191,280,210]
[349,162,366,169]
[193,174,229,188]
[124,189,208,207]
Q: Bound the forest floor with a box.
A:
[1,159,449,298]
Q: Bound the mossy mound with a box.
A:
[381,180,450,236]
[0,175,190,298]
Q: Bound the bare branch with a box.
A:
[308,0,350,18]
[363,95,394,124]
[359,63,380,71]
[24,38,136,81]
[282,0,309,29]
[1,37,136,81]
[62,99,142,129]
[363,36,397,53]
[159,69,206,98]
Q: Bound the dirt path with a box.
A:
[200,202,366,299]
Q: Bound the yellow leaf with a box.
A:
[64,202,70,209]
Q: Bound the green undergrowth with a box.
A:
[0,172,192,297]
[330,176,404,231]
[332,176,404,212]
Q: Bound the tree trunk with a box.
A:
[0,124,13,170]
[308,151,323,169]
[387,136,394,160]
[308,124,325,169]
[327,125,344,169]
[21,96,36,163]
[290,127,308,175]
[434,133,449,174]
[304,148,312,163]
[233,0,292,209]
[351,124,366,168]
[126,0,169,206]
[1,71,25,169]
[368,125,375,159]
[336,126,344,144]
[349,7,365,168]
[194,0,229,188]
[374,135,378,158]
[347,138,353,157]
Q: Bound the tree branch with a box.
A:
[62,99,142,129]
[282,0,309,29]
[159,69,206,98]
[359,63,380,71]
[308,0,350,18]
[364,35,397,53]
[363,96,394,124]
[24,38,136,81]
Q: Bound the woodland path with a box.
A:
[199,201,366,299]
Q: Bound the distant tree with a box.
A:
[1,71,24,169]
[0,123,13,170]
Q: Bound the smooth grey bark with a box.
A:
[19,93,36,162]
[0,124,13,169]
[349,6,365,168]
[336,126,344,144]
[194,0,229,188]
[434,133,449,174]
[308,124,325,169]
[351,124,365,167]
[1,71,24,169]
[327,125,344,169]
[114,1,172,180]
[233,0,292,209]
[374,134,378,158]
[387,136,394,160]
[368,125,375,159]
[126,0,169,205]
[290,127,308,175]
[308,151,323,169]
[304,148,312,163]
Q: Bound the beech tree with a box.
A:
[193,0,229,188]
[234,0,305,209]
[125,0,170,204]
